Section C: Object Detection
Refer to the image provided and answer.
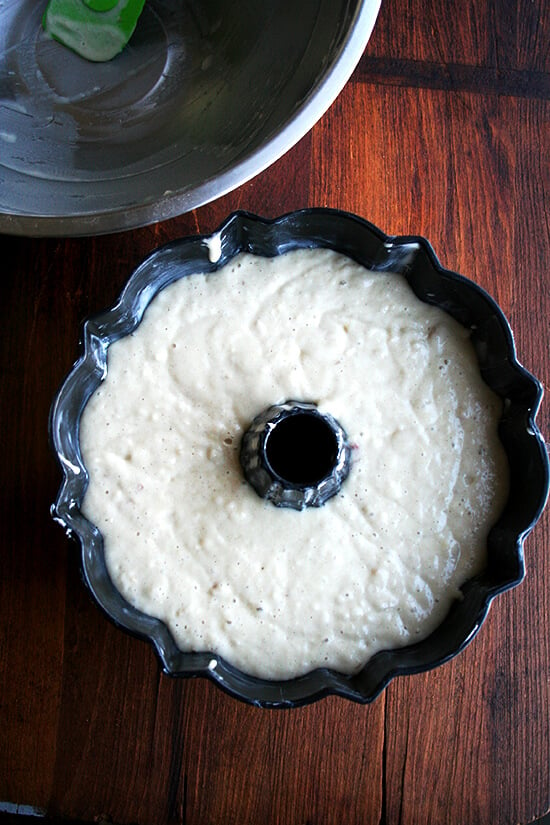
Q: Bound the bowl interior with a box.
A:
[0,0,379,235]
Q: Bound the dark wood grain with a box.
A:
[1,0,548,823]
[367,0,550,72]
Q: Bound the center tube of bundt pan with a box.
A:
[239,401,351,511]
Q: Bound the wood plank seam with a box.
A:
[356,56,550,99]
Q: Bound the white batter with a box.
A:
[79,248,509,679]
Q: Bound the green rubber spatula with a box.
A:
[42,0,147,62]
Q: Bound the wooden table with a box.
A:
[1,0,549,823]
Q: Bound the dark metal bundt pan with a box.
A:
[50,209,549,707]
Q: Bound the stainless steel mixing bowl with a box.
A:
[0,0,380,236]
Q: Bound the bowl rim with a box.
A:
[0,0,381,237]
[49,207,550,707]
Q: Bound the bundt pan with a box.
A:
[50,209,549,707]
